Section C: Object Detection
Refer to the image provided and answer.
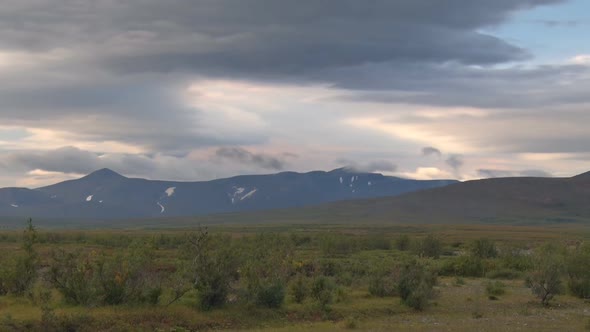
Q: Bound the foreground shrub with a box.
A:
[0,219,39,296]
[184,228,239,310]
[240,234,293,308]
[398,261,437,310]
[525,245,564,306]
[290,274,309,303]
[566,244,590,299]
[311,276,336,309]
[416,235,442,259]
[485,281,506,297]
[471,238,498,259]
[368,268,399,297]
[48,240,161,306]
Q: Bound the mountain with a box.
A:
[289,172,590,225]
[0,168,457,219]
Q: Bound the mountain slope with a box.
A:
[294,172,590,224]
[0,168,457,219]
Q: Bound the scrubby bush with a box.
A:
[368,268,399,297]
[525,245,564,306]
[290,274,309,303]
[485,281,506,297]
[311,276,336,309]
[240,234,293,308]
[416,235,442,259]
[395,234,411,251]
[398,261,437,310]
[471,238,498,259]
[48,240,161,306]
[566,243,590,299]
[0,219,39,296]
[184,228,239,310]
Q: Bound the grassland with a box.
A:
[0,222,589,331]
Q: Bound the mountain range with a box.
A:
[0,168,457,219]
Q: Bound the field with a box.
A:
[1,221,590,331]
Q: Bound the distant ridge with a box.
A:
[288,170,590,225]
[0,168,457,220]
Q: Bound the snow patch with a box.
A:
[157,202,165,213]
[86,195,93,202]
[51,195,57,199]
[368,181,372,186]
[339,177,343,184]
[234,187,245,195]
[165,187,176,197]
[241,189,258,200]
[99,200,103,203]
[11,204,18,208]
[350,176,355,183]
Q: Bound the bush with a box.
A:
[255,282,286,308]
[240,234,293,308]
[395,234,411,251]
[184,228,239,310]
[416,235,442,259]
[290,274,309,303]
[368,270,398,297]
[311,276,336,309]
[566,244,590,299]
[0,219,38,296]
[486,268,521,280]
[485,281,506,297]
[398,261,437,310]
[48,240,161,306]
[471,238,498,259]
[525,246,564,306]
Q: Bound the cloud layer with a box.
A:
[0,0,587,186]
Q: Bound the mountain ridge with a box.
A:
[0,168,458,220]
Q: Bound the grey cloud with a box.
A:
[422,147,442,157]
[337,159,397,173]
[477,169,552,178]
[215,147,286,170]
[445,155,464,173]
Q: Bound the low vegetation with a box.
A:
[0,221,589,331]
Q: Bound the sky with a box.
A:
[1,0,589,187]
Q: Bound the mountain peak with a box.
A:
[84,168,126,180]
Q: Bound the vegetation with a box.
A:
[0,221,589,330]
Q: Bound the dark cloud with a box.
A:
[477,169,552,178]
[422,147,442,157]
[337,159,397,173]
[215,147,286,170]
[446,155,464,173]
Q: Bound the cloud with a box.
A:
[477,169,552,178]
[422,147,442,157]
[337,159,397,173]
[215,147,286,170]
[446,154,464,173]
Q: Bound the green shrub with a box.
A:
[311,276,336,309]
[485,281,506,297]
[368,272,398,297]
[184,228,239,310]
[395,234,411,251]
[398,261,437,311]
[290,274,309,303]
[471,238,498,259]
[255,282,286,308]
[0,219,39,296]
[566,244,590,299]
[525,246,564,306]
[486,268,521,280]
[416,235,442,259]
